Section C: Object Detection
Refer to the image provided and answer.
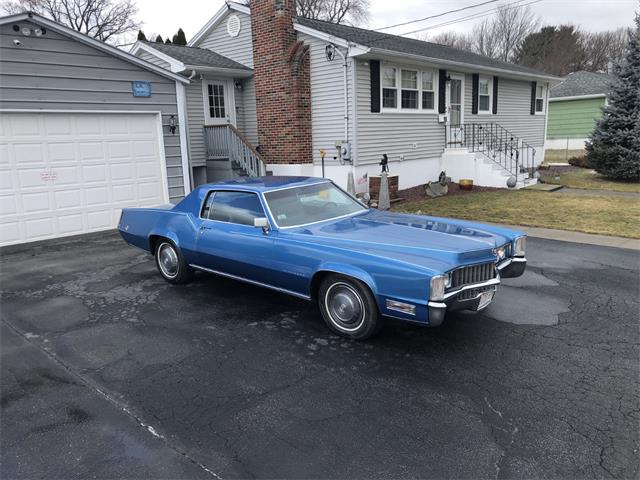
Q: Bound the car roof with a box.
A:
[197,176,330,193]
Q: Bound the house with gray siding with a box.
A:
[131,0,560,192]
[0,12,191,247]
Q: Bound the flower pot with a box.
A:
[459,179,474,191]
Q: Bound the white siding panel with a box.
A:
[198,11,253,68]
[186,80,206,166]
[236,77,258,146]
[464,74,547,149]
[356,60,444,166]
[301,33,351,166]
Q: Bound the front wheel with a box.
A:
[155,240,193,284]
[318,274,381,340]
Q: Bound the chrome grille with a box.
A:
[451,262,496,288]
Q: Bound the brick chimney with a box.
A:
[250,0,312,165]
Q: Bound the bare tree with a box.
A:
[470,19,500,58]
[491,3,540,62]
[582,28,628,72]
[423,31,473,51]
[1,0,140,44]
[295,0,369,25]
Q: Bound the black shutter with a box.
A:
[530,81,537,115]
[492,76,498,114]
[438,69,447,114]
[471,74,479,114]
[370,60,380,113]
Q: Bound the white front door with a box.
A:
[0,112,168,247]
[446,73,465,145]
[203,79,235,126]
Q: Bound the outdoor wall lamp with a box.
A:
[169,115,177,135]
[445,75,452,83]
[234,80,243,91]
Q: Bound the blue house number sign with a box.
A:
[132,81,151,97]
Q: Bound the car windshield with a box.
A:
[264,182,367,228]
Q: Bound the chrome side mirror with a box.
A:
[254,217,270,234]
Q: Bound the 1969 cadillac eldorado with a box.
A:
[119,176,526,339]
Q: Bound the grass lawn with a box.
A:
[394,190,640,238]
[539,168,640,193]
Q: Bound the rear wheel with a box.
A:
[318,274,381,340]
[155,240,193,284]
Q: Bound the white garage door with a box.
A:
[0,112,168,247]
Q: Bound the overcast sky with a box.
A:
[135,0,637,42]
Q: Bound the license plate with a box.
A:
[476,291,494,310]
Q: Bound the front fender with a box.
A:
[312,262,378,296]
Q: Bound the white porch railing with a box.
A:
[204,124,266,177]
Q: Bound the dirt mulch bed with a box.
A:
[397,182,503,203]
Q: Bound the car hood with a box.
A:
[286,209,524,273]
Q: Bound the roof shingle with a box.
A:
[550,71,613,98]
[295,17,557,79]
[142,41,251,71]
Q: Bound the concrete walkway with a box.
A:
[553,186,640,198]
[488,222,640,250]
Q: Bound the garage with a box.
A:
[0,13,192,247]
[0,112,168,246]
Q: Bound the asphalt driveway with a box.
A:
[1,233,638,479]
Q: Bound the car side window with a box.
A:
[203,191,265,226]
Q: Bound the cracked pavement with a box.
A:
[1,233,638,479]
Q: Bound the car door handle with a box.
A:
[200,225,213,231]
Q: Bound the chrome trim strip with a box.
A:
[441,277,501,300]
[497,256,526,270]
[427,301,447,309]
[189,264,311,300]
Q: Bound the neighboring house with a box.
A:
[547,70,613,150]
[132,0,559,193]
[0,12,191,247]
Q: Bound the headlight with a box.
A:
[430,274,449,301]
[495,245,507,262]
[514,236,526,257]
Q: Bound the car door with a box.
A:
[195,190,275,284]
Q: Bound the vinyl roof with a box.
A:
[550,71,613,98]
[142,41,251,71]
[296,16,558,80]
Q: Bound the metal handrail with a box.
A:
[204,124,266,177]
[445,123,537,181]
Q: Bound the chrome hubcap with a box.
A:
[325,282,365,332]
[158,243,178,278]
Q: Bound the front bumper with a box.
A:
[427,257,527,326]
[497,257,527,278]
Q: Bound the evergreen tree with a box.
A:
[586,14,640,181]
[172,28,187,45]
[154,34,163,43]
[137,30,147,41]
[165,37,172,44]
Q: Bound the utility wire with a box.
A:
[375,0,501,31]
[399,0,543,36]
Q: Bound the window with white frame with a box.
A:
[207,83,226,119]
[421,70,436,110]
[535,84,546,113]
[381,65,438,112]
[382,67,397,109]
[401,70,419,109]
[478,76,492,113]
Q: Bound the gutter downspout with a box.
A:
[333,46,349,145]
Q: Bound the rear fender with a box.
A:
[148,228,181,253]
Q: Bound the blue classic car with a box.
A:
[118,176,526,339]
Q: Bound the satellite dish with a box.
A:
[325,44,336,61]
